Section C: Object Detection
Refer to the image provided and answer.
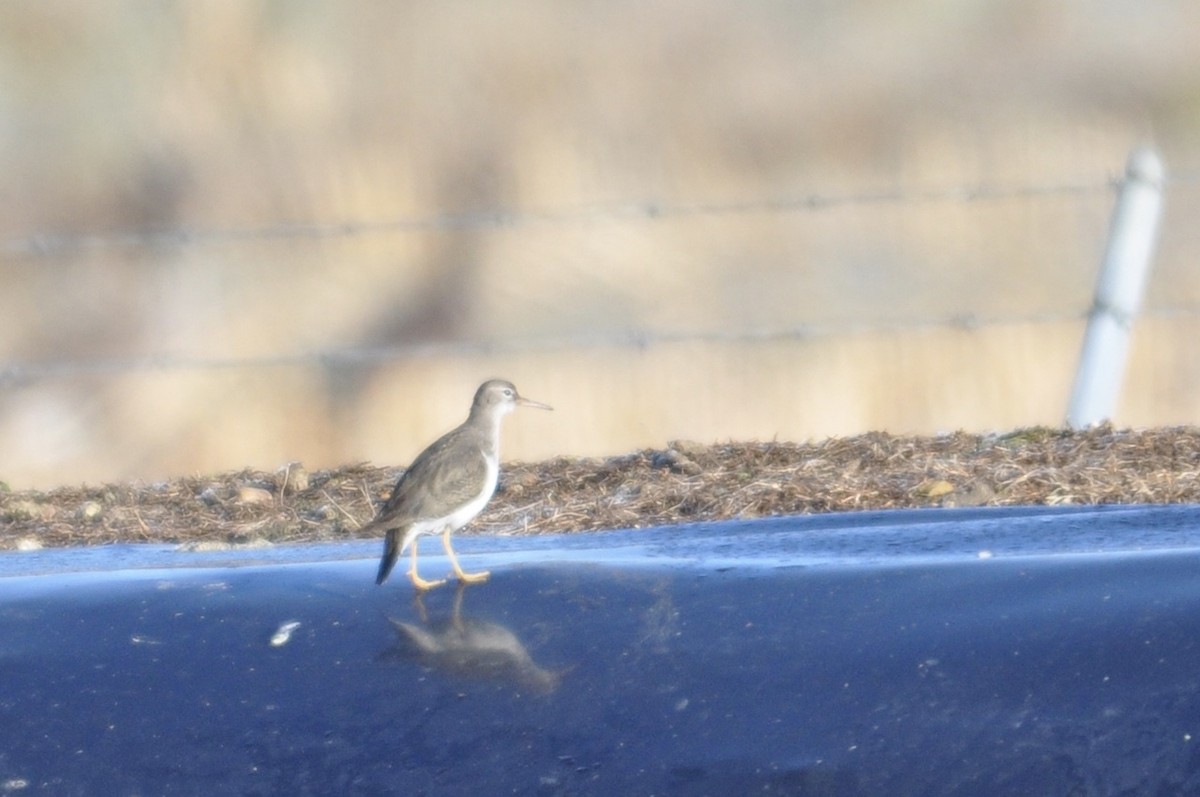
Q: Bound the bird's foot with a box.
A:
[408,570,447,591]
[454,568,491,584]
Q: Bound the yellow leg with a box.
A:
[407,539,446,591]
[442,527,490,584]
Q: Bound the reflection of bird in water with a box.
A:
[380,585,565,694]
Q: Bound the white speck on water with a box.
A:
[270,620,302,647]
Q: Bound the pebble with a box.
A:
[274,462,310,495]
[237,486,274,505]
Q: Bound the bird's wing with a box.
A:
[375,430,490,524]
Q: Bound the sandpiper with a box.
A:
[366,379,552,590]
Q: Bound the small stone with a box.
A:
[77,501,103,521]
[918,479,955,499]
[236,486,274,506]
[671,440,709,458]
[506,470,541,490]
[198,486,221,506]
[274,462,310,495]
[653,448,703,476]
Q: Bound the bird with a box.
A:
[365,379,552,590]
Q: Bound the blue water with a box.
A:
[2,505,1200,795]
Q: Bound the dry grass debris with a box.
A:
[3,426,1200,550]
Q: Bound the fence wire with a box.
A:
[4,168,1199,386]
[9,305,1196,387]
[1,175,1138,259]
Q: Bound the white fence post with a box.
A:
[1066,147,1165,429]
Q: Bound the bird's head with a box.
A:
[472,379,553,418]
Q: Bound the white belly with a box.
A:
[400,455,498,552]
[441,467,496,531]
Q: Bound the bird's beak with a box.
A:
[517,396,553,411]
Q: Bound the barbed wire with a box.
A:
[4,166,1198,385]
[6,300,1199,387]
[8,163,1200,260]
[1,176,1134,259]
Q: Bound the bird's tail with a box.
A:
[375,528,403,585]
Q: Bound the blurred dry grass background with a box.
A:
[2,0,1200,489]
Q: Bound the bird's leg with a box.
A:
[442,526,490,584]
[408,539,446,591]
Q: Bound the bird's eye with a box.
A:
[504,389,514,397]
